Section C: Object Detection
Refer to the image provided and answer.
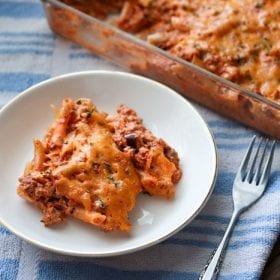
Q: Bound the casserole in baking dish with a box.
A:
[42,0,280,138]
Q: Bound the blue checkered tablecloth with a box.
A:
[1,1,280,279]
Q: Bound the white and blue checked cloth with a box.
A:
[1,1,280,279]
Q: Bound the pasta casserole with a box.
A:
[60,0,280,102]
[17,98,182,231]
[44,0,280,138]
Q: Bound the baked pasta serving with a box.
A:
[17,98,182,231]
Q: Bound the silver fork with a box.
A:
[199,136,276,280]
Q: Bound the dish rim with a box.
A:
[0,70,218,257]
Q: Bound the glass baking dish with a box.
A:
[42,0,280,138]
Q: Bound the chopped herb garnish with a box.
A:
[44,170,52,175]
[104,162,113,174]
[237,43,246,50]
[95,198,106,209]
[107,174,114,181]
[255,0,264,8]
[86,108,95,118]
[113,181,123,189]
[262,38,272,51]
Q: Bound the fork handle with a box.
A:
[199,209,240,280]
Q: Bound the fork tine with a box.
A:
[246,137,264,182]
[252,138,268,184]
[237,135,256,181]
[258,140,276,185]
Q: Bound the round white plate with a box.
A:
[0,71,217,257]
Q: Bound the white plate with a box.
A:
[0,71,217,257]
